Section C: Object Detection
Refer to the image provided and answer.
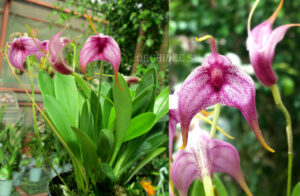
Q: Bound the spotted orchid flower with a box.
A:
[79,33,121,87]
[177,35,274,152]
[8,37,43,70]
[246,0,300,86]
[171,126,252,196]
[48,31,73,75]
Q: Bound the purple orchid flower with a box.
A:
[246,0,300,86]
[171,127,253,196]
[35,40,49,61]
[177,36,274,152]
[8,37,43,70]
[48,31,73,75]
[79,33,122,88]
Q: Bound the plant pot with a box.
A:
[0,180,13,196]
[29,167,42,182]
[47,171,76,196]
[50,166,62,178]
[12,168,25,186]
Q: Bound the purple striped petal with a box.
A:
[79,33,121,76]
[8,37,41,70]
[34,40,49,61]
[48,31,72,75]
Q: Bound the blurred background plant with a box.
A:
[170,0,300,195]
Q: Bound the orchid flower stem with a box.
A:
[203,175,214,196]
[70,42,77,72]
[72,72,115,107]
[210,104,221,138]
[270,84,293,196]
[95,73,114,78]
[98,61,104,93]
[196,114,234,140]
[29,73,42,157]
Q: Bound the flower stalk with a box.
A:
[210,104,221,138]
[270,84,293,196]
[203,175,214,196]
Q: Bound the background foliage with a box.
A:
[170,0,300,195]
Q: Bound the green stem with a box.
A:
[70,42,77,72]
[270,84,293,196]
[210,104,221,138]
[98,61,104,93]
[203,175,214,196]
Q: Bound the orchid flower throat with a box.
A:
[196,35,224,90]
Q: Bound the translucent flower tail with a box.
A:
[253,122,275,153]
[247,0,261,34]
[115,70,124,91]
[86,13,98,35]
[195,35,217,56]
[267,0,284,22]
[237,174,253,196]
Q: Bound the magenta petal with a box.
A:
[34,40,49,61]
[171,150,198,196]
[171,129,252,195]
[177,65,216,148]
[8,45,26,70]
[79,34,121,76]
[48,31,72,75]
[8,37,41,70]
[219,65,274,152]
[209,139,252,195]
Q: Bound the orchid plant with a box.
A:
[247,0,300,195]
[5,20,169,194]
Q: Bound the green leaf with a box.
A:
[111,74,132,164]
[132,85,155,115]
[90,91,102,141]
[72,127,99,172]
[292,182,300,196]
[74,76,91,99]
[154,86,169,121]
[38,70,55,97]
[54,73,78,126]
[79,100,93,138]
[190,179,205,196]
[100,163,118,183]
[125,147,166,184]
[98,129,114,161]
[102,87,113,128]
[44,95,80,158]
[213,175,228,196]
[124,112,156,142]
